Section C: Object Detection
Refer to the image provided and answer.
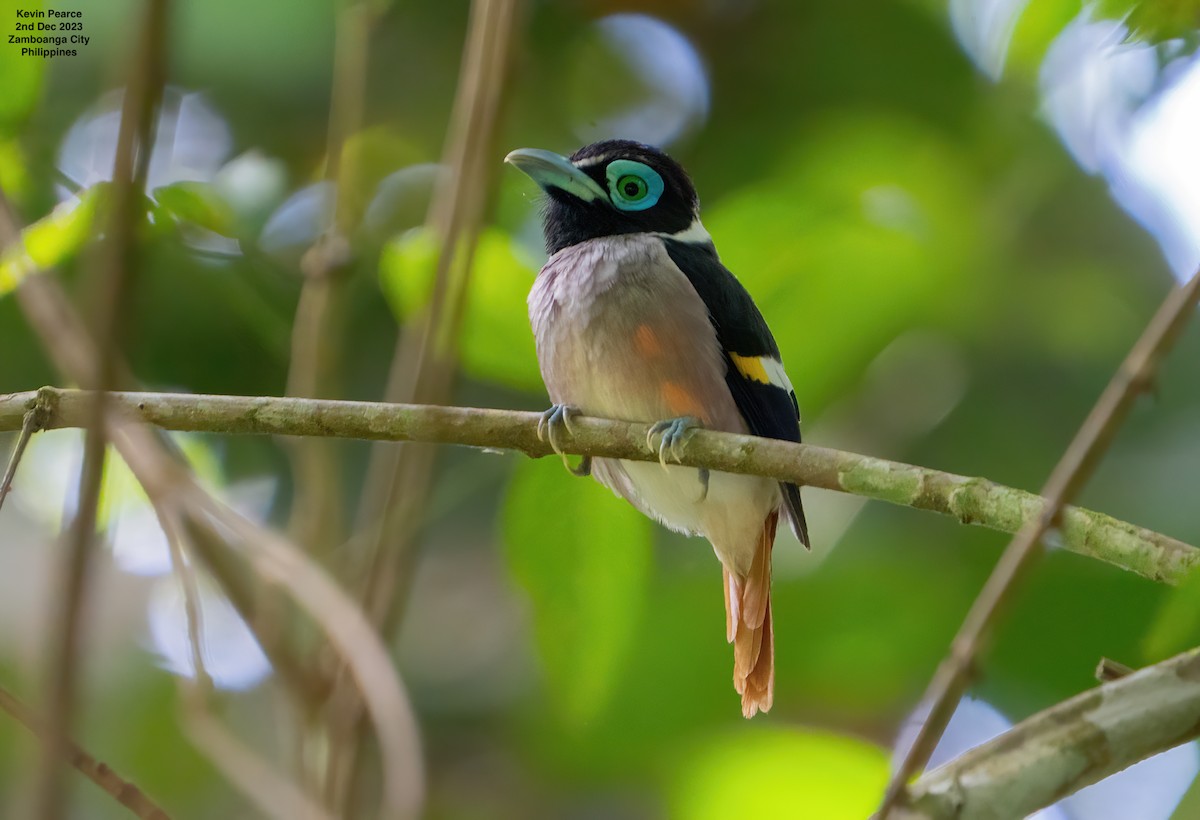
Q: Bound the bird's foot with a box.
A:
[646,415,702,465]
[537,404,590,476]
[647,416,708,498]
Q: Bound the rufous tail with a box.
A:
[723,510,777,718]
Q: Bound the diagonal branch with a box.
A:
[881,267,1200,816]
[0,399,47,513]
[2,387,1196,586]
[0,683,171,820]
[897,646,1200,819]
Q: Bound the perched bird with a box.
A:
[506,139,809,718]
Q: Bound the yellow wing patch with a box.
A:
[729,352,772,385]
[728,352,794,393]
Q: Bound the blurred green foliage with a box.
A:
[505,458,653,728]
[2,0,1200,817]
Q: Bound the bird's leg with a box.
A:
[537,404,591,476]
[646,415,709,499]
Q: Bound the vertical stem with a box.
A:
[324,0,524,810]
[32,3,167,817]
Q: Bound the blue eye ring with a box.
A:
[606,160,664,211]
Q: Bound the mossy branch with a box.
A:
[2,386,1195,586]
[897,646,1200,819]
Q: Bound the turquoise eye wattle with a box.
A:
[606,159,664,211]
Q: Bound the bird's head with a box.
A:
[505,139,710,255]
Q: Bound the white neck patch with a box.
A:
[659,217,713,245]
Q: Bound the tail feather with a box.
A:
[723,571,737,643]
[723,510,778,718]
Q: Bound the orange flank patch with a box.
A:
[634,323,663,357]
[662,381,707,420]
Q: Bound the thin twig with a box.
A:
[898,645,1200,819]
[329,0,523,809]
[182,692,335,820]
[353,0,523,623]
[880,267,1200,817]
[178,487,425,820]
[0,401,46,513]
[34,3,167,816]
[159,506,213,694]
[283,0,379,554]
[1,203,399,818]
[0,388,1196,586]
[78,407,426,820]
[3,36,422,820]
[1,277,326,711]
[0,682,171,820]
[281,5,380,806]
[179,516,331,705]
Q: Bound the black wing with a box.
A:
[663,239,810,548]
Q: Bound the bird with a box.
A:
[506,139,809,718]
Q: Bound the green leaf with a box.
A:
[1007,0,1086,76]
[0,186,103,296]
[669,726,889,819]
[1096,0,1200,43]
[503,458,653,727]
[1143,563,1200,662]
[0,2,45,135]
[0,138,32,204]
[379,226,543,392]
[153,181,236,236]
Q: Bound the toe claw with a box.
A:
[646,416,704,470]
[570,455,592,477]
[539,404,587,476]
[537,407,555,443]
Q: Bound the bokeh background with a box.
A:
[3,0,1200,817]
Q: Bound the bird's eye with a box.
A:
[606,160,664,211]
[619,175,647,200]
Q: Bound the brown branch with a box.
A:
[1,388,1196,587]
[0,399,47,513]
[880,267,1200,816]
[34,3,167,817]
[0,683,171,820]
[2,20,421,819]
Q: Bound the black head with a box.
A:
[506,139,706,255]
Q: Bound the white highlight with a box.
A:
[572,14,710,146]
[572,154,612,169]
[1038,11,1200,280]
[950,0,1030,80]
[1119,56,1200,278]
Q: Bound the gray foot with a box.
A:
[647,415,708,499]
[538,404,590,476]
